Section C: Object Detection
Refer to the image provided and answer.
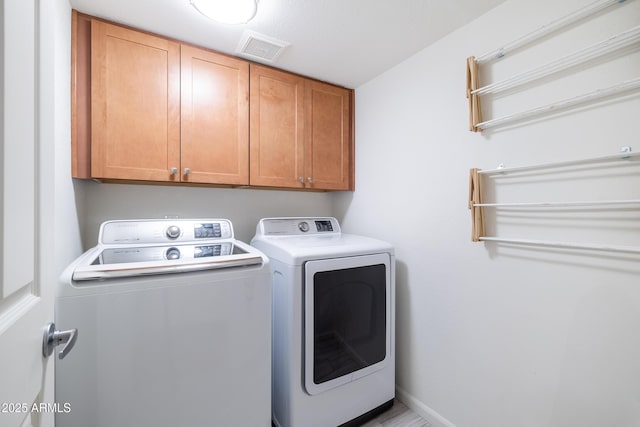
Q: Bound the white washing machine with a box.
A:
[56,219,271,427]
[251,217,395,427]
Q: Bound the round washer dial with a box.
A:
[165,247,181,260]
[298,221,310,232]
[166,225,181,239]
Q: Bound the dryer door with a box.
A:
[303,253,391,395]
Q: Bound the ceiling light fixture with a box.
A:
[190,0,258,25]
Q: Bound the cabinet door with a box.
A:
[305,81,352,190]
[91,20,180,181]
[250,64,305,188]
[181,45,249,185]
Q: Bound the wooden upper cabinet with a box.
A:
[305,81,352,190]
[250,64,354,190]
[181,45,249,185]
[250,64,305,188]
[74,12,250,185]
[72,11,353,190]
[90,19,180,181]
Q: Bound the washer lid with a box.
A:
[72,240,265,281]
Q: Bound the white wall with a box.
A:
[333,0,640,426]
[57,0,639,425]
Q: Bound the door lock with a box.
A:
[42,323,78,360]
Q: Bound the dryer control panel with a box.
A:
[256,217,341,236]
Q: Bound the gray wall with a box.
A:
[77,181,334,246]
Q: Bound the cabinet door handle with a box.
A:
[170,167,178,175]
[307,177,313,184]
[298,177,304,183]
[184,168,191,175]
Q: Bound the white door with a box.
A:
[0,1,56,426]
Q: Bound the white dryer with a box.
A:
[56,219,271,427]
[251,217,395,427]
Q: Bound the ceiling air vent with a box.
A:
[236,30,290,64]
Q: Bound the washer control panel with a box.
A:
[258,217,340,236]
[99,219,233,245]
[94,242,241,264]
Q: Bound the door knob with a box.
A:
[42,323,78,360]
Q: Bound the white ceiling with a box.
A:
[69,0,506,88]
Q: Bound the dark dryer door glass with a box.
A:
[303,253,391,395]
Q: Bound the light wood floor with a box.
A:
[361,399,432,427]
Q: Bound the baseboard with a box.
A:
[395,386,457,427]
